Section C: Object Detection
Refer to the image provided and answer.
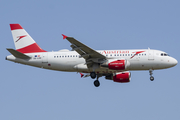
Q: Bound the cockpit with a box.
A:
[161,53,169,56]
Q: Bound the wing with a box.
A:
[62,34,106,67]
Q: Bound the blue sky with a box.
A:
[1,0,180,120]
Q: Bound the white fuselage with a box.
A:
[6,49,177,73]
[6,24,178,87]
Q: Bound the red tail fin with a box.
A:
[10,24,46,53]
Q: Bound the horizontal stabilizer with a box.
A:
[6,48,31,59]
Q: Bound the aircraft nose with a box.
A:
[171,58,178,67]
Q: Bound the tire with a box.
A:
[90,72,96,79]
[94,80,100,87]
[150,76,154,81]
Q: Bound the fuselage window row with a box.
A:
[54,53,146,58]
[54,55,80,58]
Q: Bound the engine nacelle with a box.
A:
[101,59,130,70]
[113,72,131,83]
[105,72,131,83]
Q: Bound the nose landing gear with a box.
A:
[149,69,154,81]
[150,76,154,81]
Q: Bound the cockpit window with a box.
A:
[161,53,169,56]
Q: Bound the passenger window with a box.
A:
[54,56,56,58]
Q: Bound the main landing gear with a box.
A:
[90,72,96,79]
[94,80,100,87]
[90,72,100,87]
[149,69,154,81]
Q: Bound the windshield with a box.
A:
[161,53,169,56]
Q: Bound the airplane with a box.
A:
[6,24,178,87]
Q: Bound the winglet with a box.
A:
[62,34,67,39]
[80,73,84,78]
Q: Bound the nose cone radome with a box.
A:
[171,58,178,67]
[162,57,178,69]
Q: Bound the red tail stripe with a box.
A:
[10,24,23,30]
[17,43,46,53]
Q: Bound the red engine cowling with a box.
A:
[113,72,131,83]
[101,59,130,70]
[108,60,125,70]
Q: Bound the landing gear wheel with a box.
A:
[94,80,100,87]
[150,76,154,81]
[149,69,154,81]
[90,72,96,79]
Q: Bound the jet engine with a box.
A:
[105,72,131,83]
[101,59,130,70]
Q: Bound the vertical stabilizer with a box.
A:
[10,24,46,53]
